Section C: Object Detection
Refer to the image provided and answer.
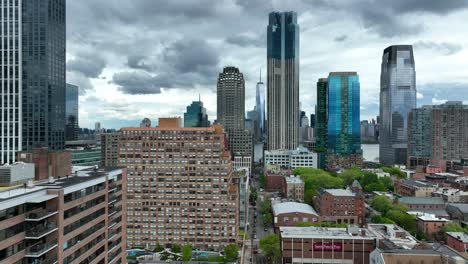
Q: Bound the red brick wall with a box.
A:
[447,234,467,252]
[274,212,320,228]
[266,174,285,192]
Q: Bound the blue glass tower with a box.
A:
[184,99,209,128]
[327,72,361,155]
[267,11,299,150]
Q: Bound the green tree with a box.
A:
[294,167,343,198]
[339,167,362,186]
[261,199,272,215]
[443,223,468,232]
[224,243,240,262]
[263,213,273,226]
[182,244,192,262]
[259,173,266,189]
[382,167,406,178]
[153,243,165,252]
[371,196,392,214]
[259,234,281,263]
[250,187,258,204]
[364,182,386,192]
[171,244,181,253]
[379,176,394,191]
[371,215,395,224]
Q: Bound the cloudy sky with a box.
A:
[67,0,468,129]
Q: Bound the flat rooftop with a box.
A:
[325,189,356,196]
[447,232,468,243]
[279,226,375,240]
[285,176,303,184]
[398,196,445,205]
[273,202,318,216]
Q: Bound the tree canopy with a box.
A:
[181,244,192,262]
[224,244,239,262]
[259,234,281,263]
[293,167,343,203]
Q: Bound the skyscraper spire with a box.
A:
[259,68,262,83]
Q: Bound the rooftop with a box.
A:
[416,214,449,222]
[279,226,375,240]
[324,189,356,197]
[273,202,318,216]
[284,175,303,184]
[398,196,445,205]
[402,179,434,188]
[447,232,468,243]
[447,203,468,214]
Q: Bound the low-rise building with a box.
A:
[265,169,290,192]
[397,197,445,210]
[433,188,468,203]
[0,163,35,186]
[446,232,468,254]
[416,214,450,240]
[18,148,72,181]
[272,202,320,228]
[447,204,468,224]
[280,226,376,264]
[0,166,127,264]
[395,179,437,197]
[265,146,317,169]
[283,175,304,201]
[367,224,419,250]
[314,188,366,225]
[370,248,466,264]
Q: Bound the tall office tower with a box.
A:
[380,45,416,165]
[65,84,79,141]
[217,66,245,132]
[255,72,266,142]
[315,78,328,169]
[310,114,315,128]
[120,118,239,250]
[408,102,468,167]
[0,166,127,264]
[326,72,362,171]
[267,11,300,150]
[1,0,66,163]
[184,99,210,127]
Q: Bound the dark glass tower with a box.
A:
[1,0,66,164]
[217,66,245,132]
[65,83,79,140]
[267,11,299,150]
[380,45,416,165]
[327,72,361,155]
[315,78,328,169]
[184,99,210,128]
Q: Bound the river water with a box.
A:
[362,144,379,162]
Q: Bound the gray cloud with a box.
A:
[67,71,94,95]
[414,41,462,55]
[127,55,153,71]
[333,35,348,42]
[112,71,161,95]
[226,33,265,47]
[67,53,106,78]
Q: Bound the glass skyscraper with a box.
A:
[327,72,361,155]
[255,72,266,142]
[379,45,416,165]
[1,0,66,164]
[184,99,210,128]
[66,83,79,140]
[267,11,299,150]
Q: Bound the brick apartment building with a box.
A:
[280,226,376,264]
[283,175,304,201]
[18,148,72,181]
[314,188,366,225]
[397,197,445,210]
[265,169,290,192]
[0,167,126,264]
[394,179,436,197]
[101,132,121,167]
[447,232,468,253]
[416,215,450,240]
[119,118,239,250]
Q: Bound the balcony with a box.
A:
[25,241,58,258]
[25,222,58,239]
[29,255,58,264]
[25,210,58,221]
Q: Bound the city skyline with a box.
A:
[67,1,468,129]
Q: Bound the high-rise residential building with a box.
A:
[1,0,66,164]
[184,99,210,128]
[119,118,239,250]
[65,84,79,141]
[408,102,468,167]
[267,11,300,151]
[0,166,127,264]
[217,66,245,132]
[326,72,362,171]
[101,132,121,167]
[255,72,266,142]
[315,78,328,169]
[140,117,152,128]
[380,45,416,165]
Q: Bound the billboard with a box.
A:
[313,242,343,251]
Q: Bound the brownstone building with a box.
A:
[119,118,239,250]
[314,188,366,225]
[18,148,72,181]
[0,167,126,264]
[280,226,376,264]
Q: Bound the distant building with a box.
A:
[416,214,449,240]
[101,132,121,167]
[267,11,300,151]
[315,78,328,169]
[408,101,468,167]
[272,202,319,228]
[394,179,437,197]
[0,166,127,264]
[265,146,318,169]
[446,203,468,224]
[65,83,80,140]
[265,168,290,193]
[446,232,468,253]
[0,163,34,186]
[370,248,466,264]
[184,100,210,127]
[314,188,366,225]
[397,197,445,210]
[17,148,71,181]
[255,72,266,142]
[380,45,416,166]
[140,117,152,127]
[280,226,376,264]
[326,72,362,171]
[119,118,239,250]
